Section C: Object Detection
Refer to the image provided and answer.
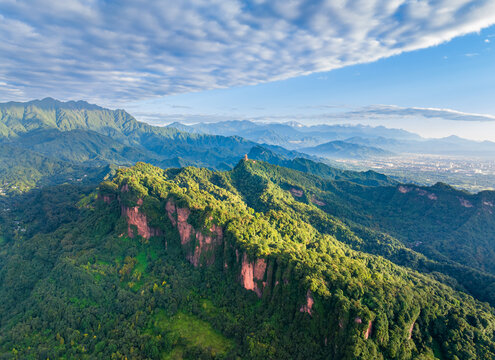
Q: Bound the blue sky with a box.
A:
[1,1,495,139]
[126,24,495,140]
[129,25,495,117]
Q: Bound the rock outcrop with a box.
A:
[290,188,304,198]
[240,254,267,297]
[299,290,314,315]
[117,197,292,306]
[364,320,373,340]
[408,321,415,340]
[166,200,223,267]
[122,203,161,239]
[458,197,474,208]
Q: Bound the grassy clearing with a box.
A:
[135,250,148,274]
[154,310,233,359]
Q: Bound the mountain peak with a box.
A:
[0,97,107,111]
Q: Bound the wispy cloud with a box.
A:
[133,105,495,126]
[1,0,495,103]
[338,105,495,122]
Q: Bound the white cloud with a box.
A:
[0,0,495,103]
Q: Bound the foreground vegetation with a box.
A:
[0,161,494,359]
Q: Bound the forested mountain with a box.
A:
[1,98,400,194]
[1,98,495,359]
[1,160,495,359]
[247,146,396,186]
[0,99,269,192]
[167,119,495,158]
[0,98,256,171]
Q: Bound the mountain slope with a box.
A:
[169,119,495,157]
[0,143,114,194]
[301,140,392,159]
[0,98,260,191]
[248,145,396,186]
[0,98,256,170]
[1,161,495,359]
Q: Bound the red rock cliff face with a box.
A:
[122,203,161,239]
[299,290,314,315]
[364,320,373,340]
[166,200,223,267]
[166,199,270,296]
[408,321,415,340]
[240,253,267,297]
[118,197,286,302]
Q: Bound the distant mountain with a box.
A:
[292,123,420,140]
[167,119,495,158]
[182,120,303,146]
[300,140,393,159]
[0,98,261,190]
[167,120,421,150]
[165,121,202,134]
[346,135,495,157]
[13,128,154,165]
[248,145,396,186]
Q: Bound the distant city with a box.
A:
[335,155,495,192]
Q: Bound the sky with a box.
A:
[1,0,495,140]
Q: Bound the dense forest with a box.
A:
[1,160,495,359]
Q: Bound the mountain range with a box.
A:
[1,98,495,359]
[168,119,495,158]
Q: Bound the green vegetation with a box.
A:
[154,311,234,359]
[0,99,401,195]
[1,160,495,359]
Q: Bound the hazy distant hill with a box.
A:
[346,135,495,157]
[300,140,393,159]
[248,145,396,186]
[168,119,495,158]
[169,120,419,148]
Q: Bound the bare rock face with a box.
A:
[408,321,415,340]
[188,224,223,266]
[398,186,412,194]
[166,200,223,267]
[121,198,277,299]
[458,197,474,208]
[98,193,114,204]
[103,195,113,204]
[290,188,303,198]
[177,209,194,245]
[299,290,314,315]
[122,203,161,239]
[364,320,373,340]
[166,201,177,226]
[240,253,267,297]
